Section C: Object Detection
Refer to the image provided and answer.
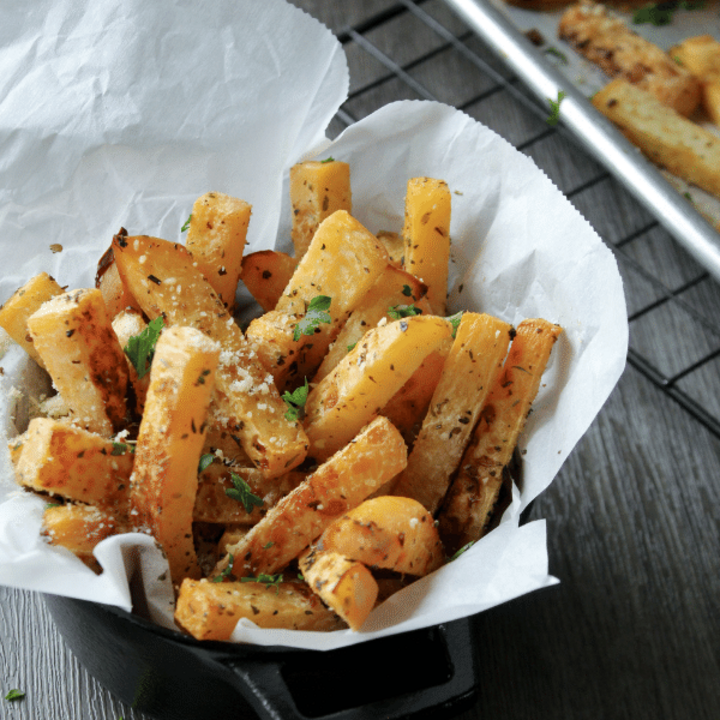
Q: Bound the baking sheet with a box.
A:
[443,0,720,282]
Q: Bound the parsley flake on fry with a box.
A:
[123,315,164,379]
[445,310,464,338]
[225,472,264,513]
[293,295,332,341]
[198,452,215,473]
[282,377,310,421]
[212,553,235,582]
[388,303,422,320]
[241,573,284,592]
[181,214,192,232]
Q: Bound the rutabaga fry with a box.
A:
[129,325,220,582]
[175,577,343,640]
[112,233,308,477]
[298,547,378,631]
[304,314,453,462]
[26,288,129,436]
[437,318,562,554]
[391,312,513,513]
[220,415,408,578]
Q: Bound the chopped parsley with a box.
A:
[388,303,422,320]
[181,214,192,232]
[401,284,414,298]
[241,573,283,592]
[450,540,476,561]
[544,46,568,65]
[5,689,25,702]
[320,156,335,163]
[225,472,264,513]
[446,311,464,338]
[198,453,215,473]
[212,553,235,582]
[123,315,164,379]
[282,378,310,422]
[111,440,136,455]
[546,90,566,126]
[293,295,332,341]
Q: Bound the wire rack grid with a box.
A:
[322,0,720,439]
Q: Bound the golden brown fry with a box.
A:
[239,250,298,312]
[298,548,378,631]
[402,177,451,315]
[304,315,453,462]
[290,159,352,259]
[0,272,64,367]
[222,416,408,577]
[391,313,513,513]
[186,192,252,310]
[312,264,428,383]
[437,318,562,554]
[671,34,720,126]
[592,78,720,200]
[14,418,132,510]
[318,496,444,576]
[175,577,343,640]
[559,0,701,116]
[112,234,308,477]
[26,288,128,436]
[95,242,141,319]
[379,343,451,447]
[42,503,126,569]
[274,210,391,384]
[129,326,220,582]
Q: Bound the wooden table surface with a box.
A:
[2,2,719,719]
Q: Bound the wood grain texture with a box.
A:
[1,2,719,719]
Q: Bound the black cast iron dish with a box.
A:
[45,594,480,720]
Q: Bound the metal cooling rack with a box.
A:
[326,0,720,439]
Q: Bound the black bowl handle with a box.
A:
[218,620,479,720]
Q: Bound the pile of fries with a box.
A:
[0,159,561,639]
[558,1,720,208]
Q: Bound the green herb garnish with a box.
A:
[111,441,136,455]
[241,573,284,593]
[212,553,235,582]
[450,540,476,561]
[544,46,568,64]
[320,157,335,163]
[401,284,414,298]
[282,378,310,422]
[445,311,464,338]
[5,689,25,702]
[293,295,332,341]
[546,90,566,126]
[388,303,422,320]
[198,453,215,473]
[225,472,264,513]
[123,315,164,379]
[181,214,192,232]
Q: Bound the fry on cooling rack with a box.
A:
[592,78,720,200]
